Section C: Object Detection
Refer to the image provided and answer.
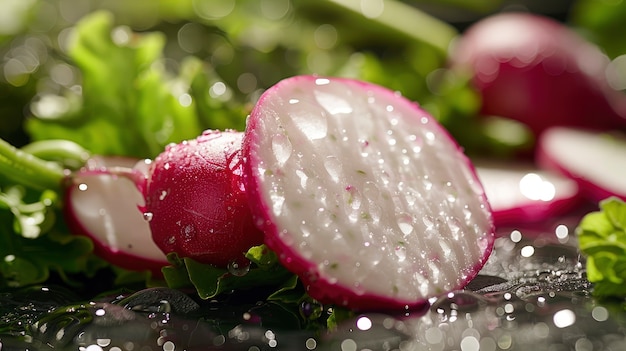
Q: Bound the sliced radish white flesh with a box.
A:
[243,76,495,310]
[64,157,168,275]
[537,127,626,202]
[474,160,580,227]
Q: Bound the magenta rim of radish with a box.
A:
[243,75,495,310]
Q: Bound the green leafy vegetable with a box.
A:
[0,184,104,288]
[577,197,626,297]
[570,0,626,59]
[162,245,295,300]
[26,11,246,159]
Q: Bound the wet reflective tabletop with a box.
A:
[2,205,625,351]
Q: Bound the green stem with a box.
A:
[0,138,66,192]
[325,0,459,55]
[21,139,91,170]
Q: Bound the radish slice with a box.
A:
[537,127,626,202]
[64,157,168,275]
[243,76,495,310]
[474,160,580,227]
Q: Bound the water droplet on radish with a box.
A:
[227,260,250,277]
[344,185,362,210]
[395,244,407,262]
[158,190,168,201]
[359,139,370,157]
[271,133,292,166]
[448,217,462,240]
[270,189,285,217]
[396,213,414,235]
[182,225,196,242]
[422,215,435,229]
[324,156,342,182]
[422,177,433,191]
[295,169,308,189]
[315,78,330,85]
[78,183,88,191]
[143,212,153,222]
[315,89,353,115]
[291,109,327,140]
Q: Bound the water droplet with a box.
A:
[315,78,330,85]
[359,139,370,157]
[395,244,407,262]
[324,156,342,182]
[315,89,353,115]
[78,183,88,191]
[448,217,462,240]
[300,300,324,319]
[143,212,153,222]
[270,188,285,217]
[345,185,362,210]
[431,291,485,318]
[182,225,196,242]
[296,169,309,189]
[408,134,423,154]
[291,109,328,140]
[271,133,292,166]
[227,260,250,277]
[423,215,434,229]
[159,191,168,201]
[397,213,414,235]
[422,178,433,191]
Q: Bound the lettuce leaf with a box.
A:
[577,197,626,297]
[25,11,247,159]
[162,245,295,300]
[0,184,104,288]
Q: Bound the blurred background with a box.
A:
[1,0,624,158]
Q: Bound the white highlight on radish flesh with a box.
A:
[538,127,626,201]
[245,76,494,308]
[66,158,167,272]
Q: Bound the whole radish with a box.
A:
[450,12,626,138]
[243,76,495,310]
[143,130,265,268]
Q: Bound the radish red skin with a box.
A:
[243,76,495,310]
[144,130,264,268]
[451,12,626,137]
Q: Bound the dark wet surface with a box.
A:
[1,213,625,351]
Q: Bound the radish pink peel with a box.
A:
[451,12,626,138]
[243,76,495,310]
[144,130,265,268]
